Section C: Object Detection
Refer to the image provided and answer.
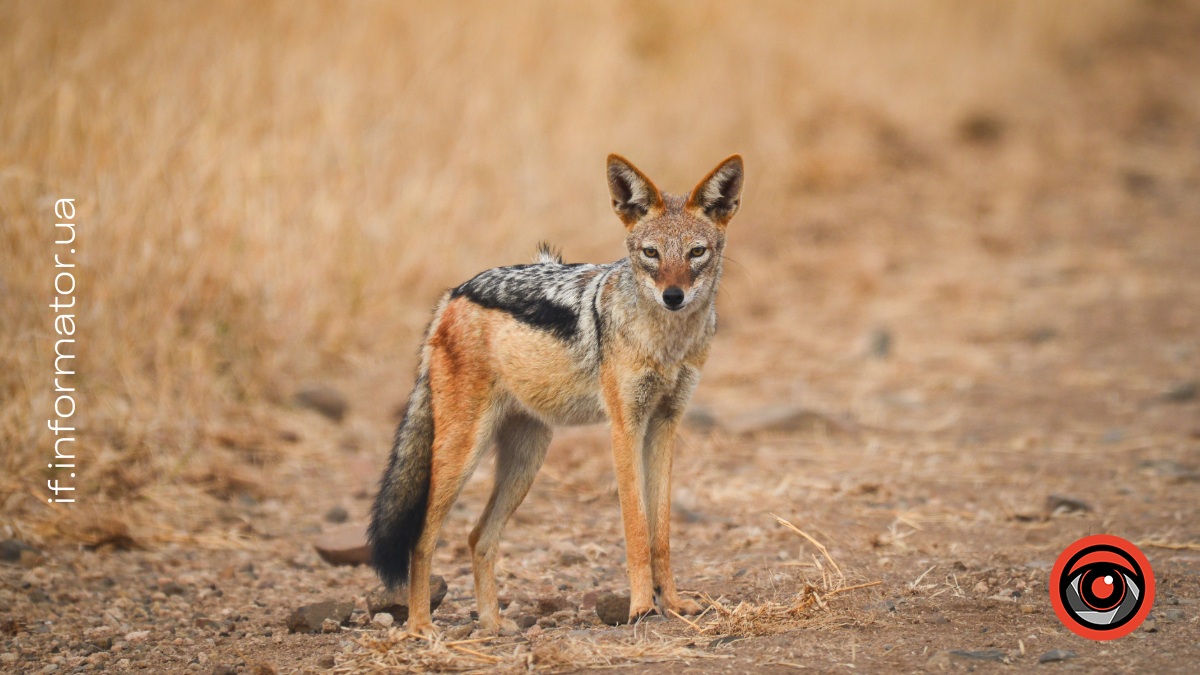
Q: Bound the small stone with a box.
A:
[366,576,447,622]
[559,552,588,566]
[949,649,1005,662]
[931,614,948,624]
[580,590,599,609]
[526,624,543,637]
[0,540,45,568]
[372,612,394,628]
[247,663,277,675]
[162,582,186,596]
[536,595,571,616]
[295,386,348,422]
[682,407,720,433]
[536,617,557,629]
[89,637,113,651]
[321,618,341,633]
[1163,381,1198,402]
[1046,494,1090,514]
[869,328,891,358]
[324,506,349,524]
[212,666,236,675]
[1021,605,1036,614]
[446,623,474,640]
[1142,617,1157,633]
[285,600,355,634]
[865,600,896,613]
[1038,649,1077,663]
[116,659,131,669]
[316,654,336,669]
[1164,609,1184,621]
[313,524,371,566]
[925,650,954,671]
[972,581,989,595]
[124,630,150,642]
[517,615,538,629]
[595,593,631,625]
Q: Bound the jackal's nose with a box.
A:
[662,287,685,309]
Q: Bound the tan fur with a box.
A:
[393,155,743,637]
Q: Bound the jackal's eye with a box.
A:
[642,247,658,258]
[690,246,707,258]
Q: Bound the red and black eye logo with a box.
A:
[1050,535,1154,640]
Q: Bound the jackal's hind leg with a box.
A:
[469,413,552,632]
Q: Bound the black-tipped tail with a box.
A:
[368,372,434,588]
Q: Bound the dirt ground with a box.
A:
[4,2,1200,674]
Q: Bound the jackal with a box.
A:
[369,154,744,636]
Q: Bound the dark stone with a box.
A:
[0,540,44,567]
[536,595,571,616]
[366,576,447,622]
[312,524,370,566]
[285,600,355,634]
[294,386,348,423]
[595,593,631,625]
[27,588,49,603]
[89,637,112,651]
[1046,494,1090,513]
[517,615,538,629]
[316,654,336,669]
[161,582,186,596]
[682,407,720,433]
[1164,381,1198,402]
[865,600,896,613]
[1038,649,1077,663]
[212,666,237,675]
[949,649,1005,662]
[558,552,587,566]
[869,328,891,358]
[324,506,349,524]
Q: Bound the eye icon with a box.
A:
[1051,535,1154,640]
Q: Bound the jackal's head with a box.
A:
[607,154,743,312]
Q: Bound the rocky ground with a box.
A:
[4,399,1200,674]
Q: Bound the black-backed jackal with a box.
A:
[369,154,744,636]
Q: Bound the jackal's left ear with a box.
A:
[687,155,744,227]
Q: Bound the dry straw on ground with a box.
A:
[336,515,876,674]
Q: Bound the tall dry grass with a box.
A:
[2,1,1195,539]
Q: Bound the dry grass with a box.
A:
[337,516,875,674]
[2,0,1198,540]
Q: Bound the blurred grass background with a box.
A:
[2,1,1198,542]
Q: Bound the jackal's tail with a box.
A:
[368,366,434,589]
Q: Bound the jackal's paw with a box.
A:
[628,602,658,623]
[482,618,519,635]
[406,621,441,640]
[667,597,704,616]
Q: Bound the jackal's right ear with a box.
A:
[607,154,664,228]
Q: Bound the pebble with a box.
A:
[1038,649,1077,663]
[595,593,631,625]
[366,576,447,621]
[316,655,336,669]
[1046,494,1090,513]
[526,624,543,637]
[1164,609,1184,621]
[294,386,348,422]
[321,618,341,633]
[312,525,371,566]
[446,623,474,640]
[517,615,538,629]
[536,594,572,616]
[1143,617,1158,633]
[0,540,45,568]
[212,666,236,675]
[285,600,355,634]
[372,612,394,628]
[324,506,349,524]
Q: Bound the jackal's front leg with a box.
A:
[602,370,656,622]
[643,413,703,616]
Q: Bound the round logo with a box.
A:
[1049,535,1154,640]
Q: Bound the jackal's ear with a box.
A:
[687,155,744,227]
[607,154,664,228]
